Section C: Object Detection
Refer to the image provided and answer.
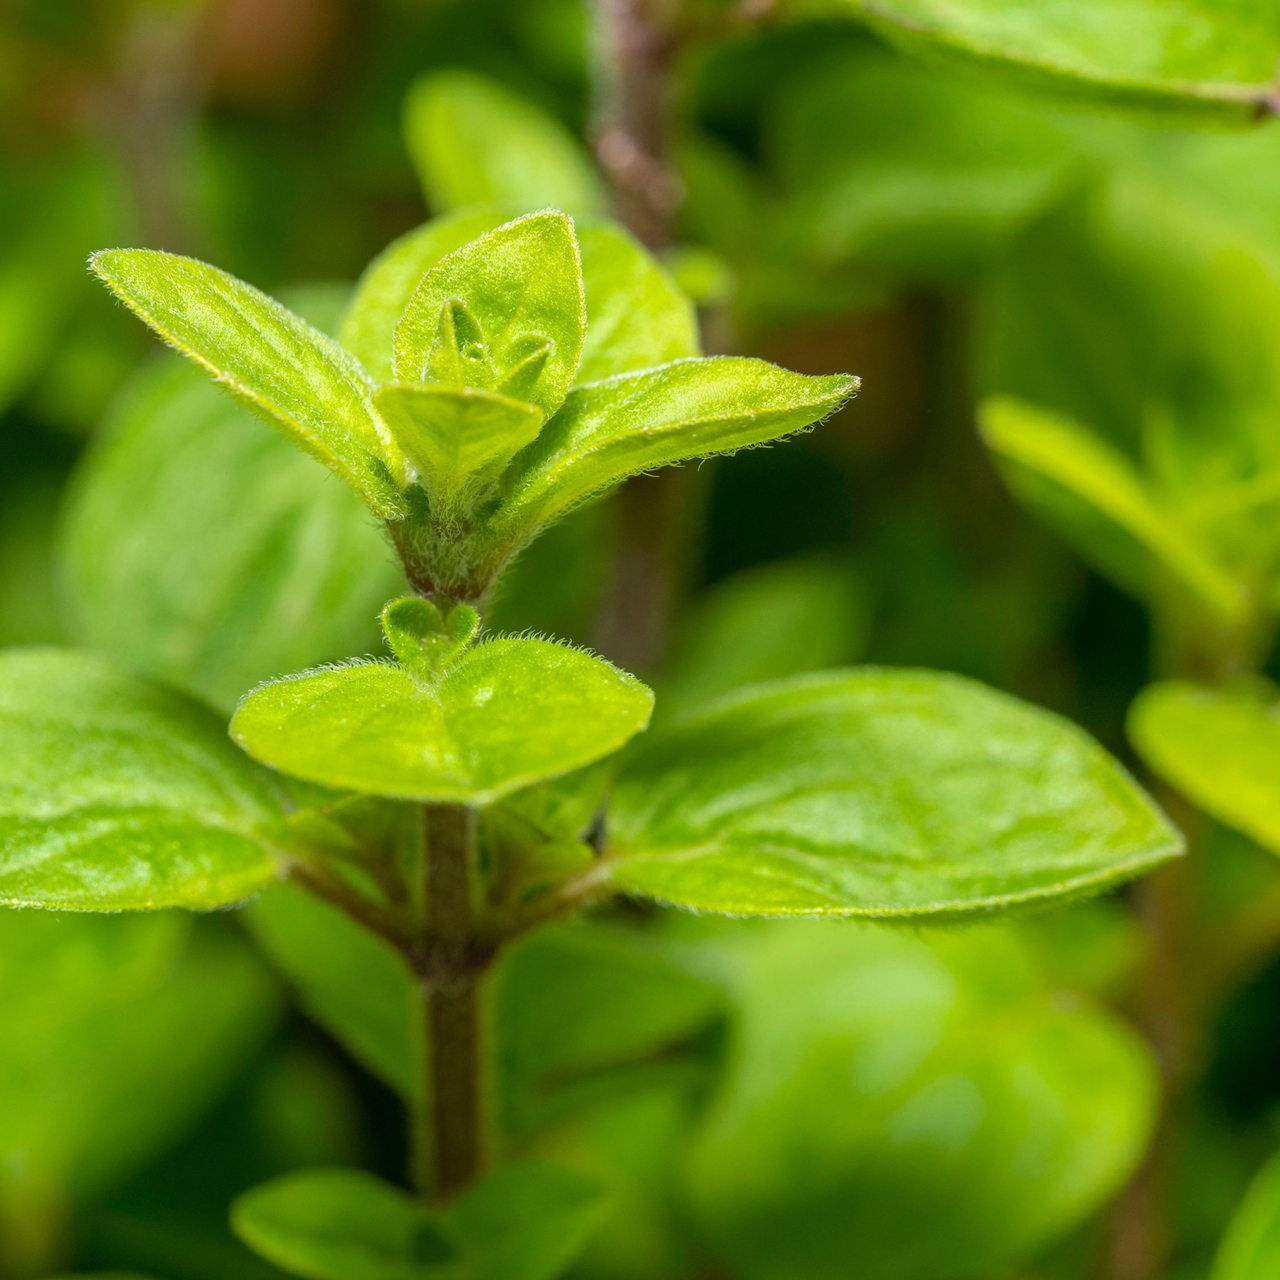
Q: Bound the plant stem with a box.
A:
[419,802,485,1201]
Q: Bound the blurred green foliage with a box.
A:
[5,1,1280,1278]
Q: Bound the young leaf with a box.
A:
[374,384,543,509]
[0,648,289,910]
[59,355,404,712]
[1213,1148,1280,1280]
[233,1163,605,1280]
[1129,679,1280,854]
[392,212,586,420]
[382,598,481,678]
[405,70,605,217]
[685,921,1157,1280]
[494,359,857,543]
[341,211,508,383]
[979,396,1247,622]
[231,639,653,805]
[89,249,406,515]
[574,223,699,384]
[605,669,1181,918]
[806,0,1280,122]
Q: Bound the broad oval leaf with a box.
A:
[59,355,403,712]
[393,212,586,420]
[494,358,857,545]
[605,669,1181,917]
[90,249,406,515]
[1213,1148,1280,1280]
[1129,679,1280,854]
[978,395,1247,623]
[233,1163,605,1280]
[232,640,653,805]
[685,921,1158,1280]
[807,0,1280,121]
[0,648,289,910]
[405,70,605,218]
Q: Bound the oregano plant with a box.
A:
[0,208,1184,1275]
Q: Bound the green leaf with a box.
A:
[0,648,289,910]
[374,384,543,510]
[233,1163,604,1280]
[393,213,586,421]
[685,921,1158,1280]
[405,70,605,218]
[493,359,857,544]
[978,395,1247,623]
[59,355,404,712]
[605,669,1181,917]
[341,211,508,384]
[663,555,870,716]
[247,883,419,1097]
[89,249,406,516]
[1129,679,1280,854]
[574,224,699,383]
[805,0,1280,121]
[232,638,653,805]
[1213,1149,1280,1280]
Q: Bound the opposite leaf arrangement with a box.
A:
[0,209,1184,1275]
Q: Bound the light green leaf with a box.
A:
[1129,679,1280,854]
[89,249,406,515]
[374,384,543,509]
[805,0,1280,121]
[1213,1149,1280,1280]
[233,1163,604,1280]
[59,355,403,712]
[978,395,1247,622]
[393,213,586,420]
[405,70,605,218]
[605,669,1181,917]
[341,211,508,383]
[685,921,1158,1280]
[0,648,289,910]
[232,1167,454,1280]
[574,223,699,383]
[494,359,857,544]
[232,638,653,805]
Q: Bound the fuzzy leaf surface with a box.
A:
[0,649,288,910]
[232,641,653,805]
[233,1163,604,1280]
[1130,679,1280,854]
[90,249,405,514]
[405,70,605,217]
[393,212,585,420]
[495,359,856,541]
[807,0,1280,121]
[606,670,1181,917]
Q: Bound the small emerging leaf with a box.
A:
[606,669,1181,917]
[1129,679,1280,855]
[0,649,289,911]
[494,358,857,546]
[393,212,586,421]
[374,384,543,510]
[232,640,653,805]
[90,250,406,515]
[381,597,480,678]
